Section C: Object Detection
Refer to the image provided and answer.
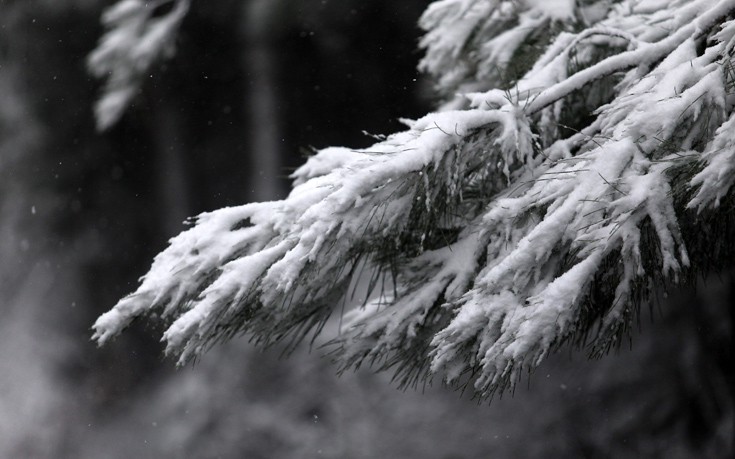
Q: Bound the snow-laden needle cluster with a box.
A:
[93,0,735,396]
[88,0,190,130]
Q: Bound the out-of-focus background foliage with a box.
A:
[0,1,731,458]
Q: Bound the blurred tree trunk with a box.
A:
[243,0,284,201]
[0,31,85,459]
[152,100,191,235]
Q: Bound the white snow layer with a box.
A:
[93,0,735,393]
[525,0,575,20]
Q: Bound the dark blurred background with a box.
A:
[0,1,731,458]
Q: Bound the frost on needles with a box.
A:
[92,0,735,398]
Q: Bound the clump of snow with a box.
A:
[525,0,576,20]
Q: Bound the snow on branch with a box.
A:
[94,0,735,397]
[88,0,190,130]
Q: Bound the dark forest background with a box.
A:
[0,1,731,458]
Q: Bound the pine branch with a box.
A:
[93,0,735,398]
[88,0,190,130]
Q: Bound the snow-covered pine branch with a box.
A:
[93,0,735,397]
[88,0,190,130]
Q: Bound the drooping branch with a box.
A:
[88,0,190,130]
[92,0,735,397]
